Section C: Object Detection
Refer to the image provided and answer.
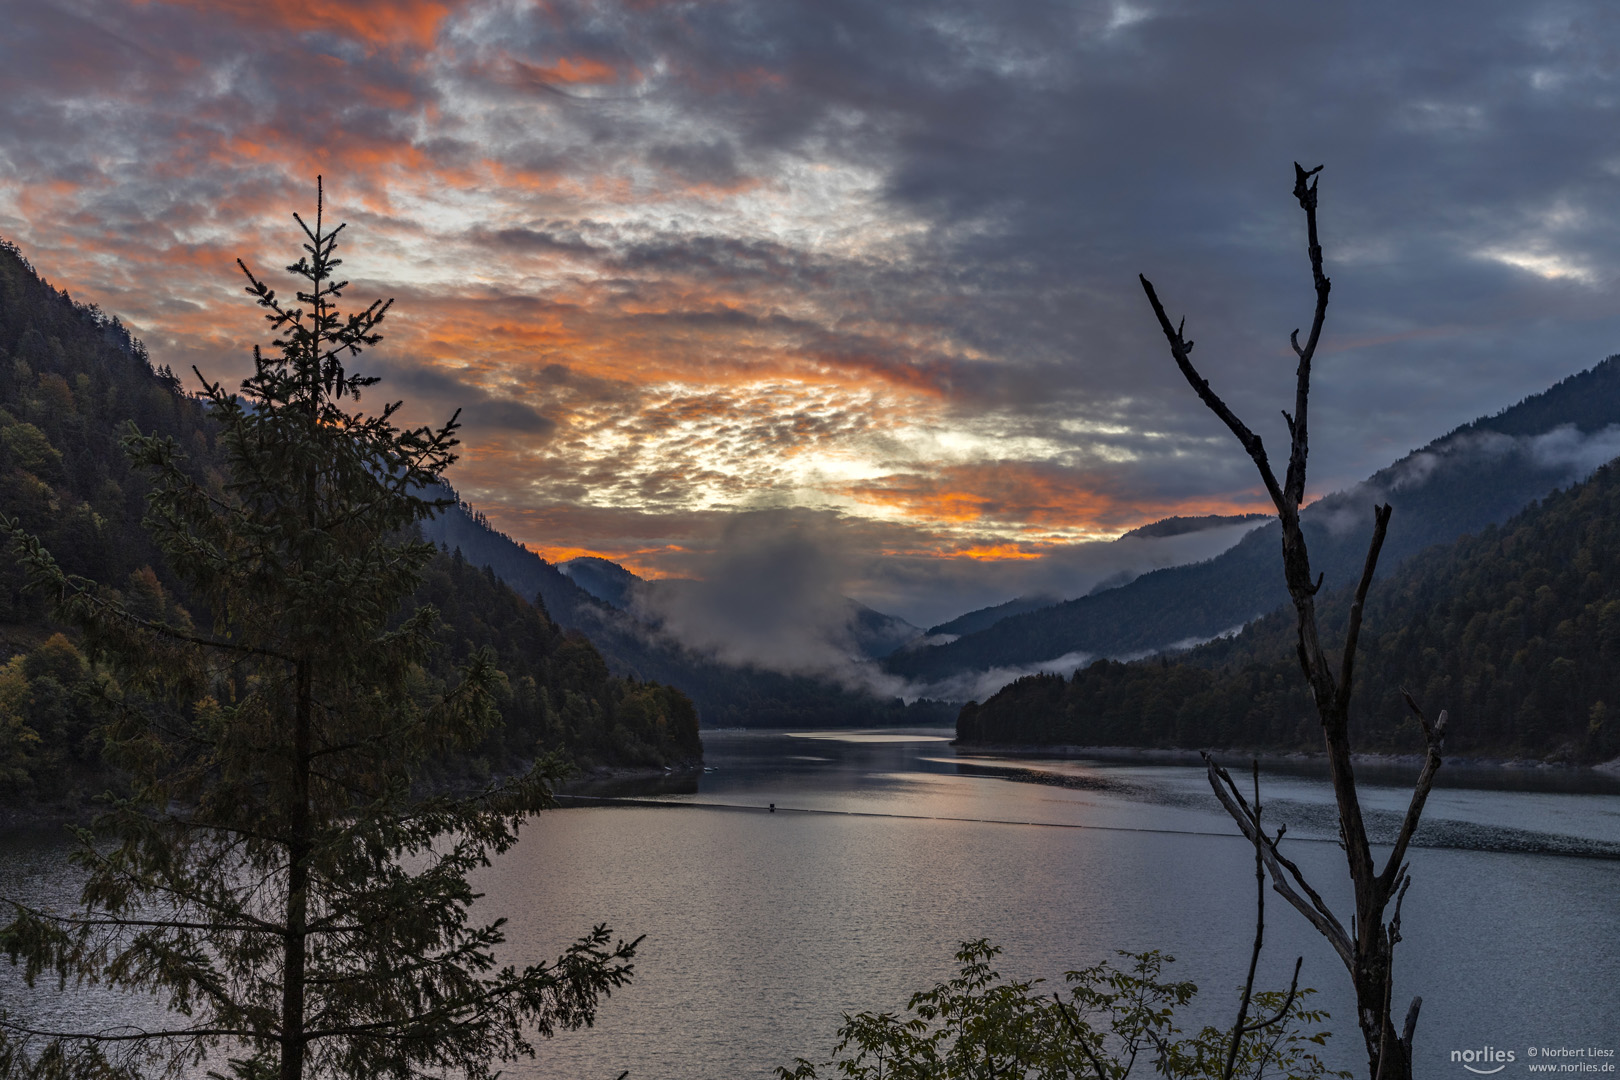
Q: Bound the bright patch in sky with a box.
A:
[1478,247,1598,284]
[3,0,1619,619]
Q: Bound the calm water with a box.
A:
[3,729,1618,1079]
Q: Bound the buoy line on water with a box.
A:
[552,794,1280,843]
[552,795,1620,859]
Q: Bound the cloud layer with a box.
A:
[6,0,1620,622]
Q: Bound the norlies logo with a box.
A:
[1454,1047,1518,1074]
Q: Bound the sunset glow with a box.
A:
[6,0,1619,622]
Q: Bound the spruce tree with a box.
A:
[0,182,638,1080]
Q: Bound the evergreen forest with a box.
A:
[0,239,699,812]
[960,459,1620,762]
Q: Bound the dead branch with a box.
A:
[1205,755,1353,969]
[1218,763,1306,1080]
[1338,504,1392,705]
[1380,694,1448,895]
[1219,761,1267,1080]
[1139,278,1287,516]
[1052,994,1112,1080]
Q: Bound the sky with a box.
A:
[5,0,1620,626]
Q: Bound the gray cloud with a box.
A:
[625,505,1263,650]
[378,360,558,436]
[627,509,914,698]
[905,651,1096,707]
[7,0,1620,624]
[616,507,1264,699]
[541,0,1620,487]
[1312,422,1620,536]
[464,0,1620,497]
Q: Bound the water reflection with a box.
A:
[4,728,1617,1080]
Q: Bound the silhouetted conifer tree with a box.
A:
[0,181,638,1080]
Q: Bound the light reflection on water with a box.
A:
[3,728,1618,1080]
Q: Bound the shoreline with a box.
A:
[952,741,1620,773]
[558,761,702,787]
[1,761,706,830]
[0,800,99,830]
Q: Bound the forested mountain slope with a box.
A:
[0,242,213,616]
[925,595,1061,639]
[0,239,698,808]
[959,461,1620,762]
[892,358,1620,684]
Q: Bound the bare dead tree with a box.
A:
[1138,163,1448,1080]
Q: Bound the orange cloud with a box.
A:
[138,0,462,50]
[0,0,1276,601]
[948,544,1045,561]
[523,544,606,565]
[503,55,635,87]
[847,464,1119,529]
[522,545,684,580]
[731,66,787,93]
[806,349,957,399]
[674,61,788,96]
[847,463,1269,536]
[206,126,478,212]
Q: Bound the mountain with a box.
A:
[847,601,922,659]
[887,358,1620,688]
[421,508,952,727]
[923,595,1060,639]
[958,457,1620,763]
[559,556,640,609]
[913,514,1270,644]
[0,238,699,808]
[1121,513,1270,539]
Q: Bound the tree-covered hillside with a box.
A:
[959,461,1620,763]
[0,239,698,809]
[0,240,216,623]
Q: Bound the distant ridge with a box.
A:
[924,595,1059,639]
[918,515,1268,641]
[1122,513,1269,539]
[886,356,1620,688]
[958,455,1620,763]
[559,556,640,610]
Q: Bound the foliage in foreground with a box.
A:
[779,941,1348,1080]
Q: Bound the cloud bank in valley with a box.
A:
[620,507,1263,698]
[1388,424,1620,495]
[5,1,1620,622]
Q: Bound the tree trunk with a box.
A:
[280,657,313,1080]
[1355,945,1408,1080]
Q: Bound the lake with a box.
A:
[3,728,1618,1079]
